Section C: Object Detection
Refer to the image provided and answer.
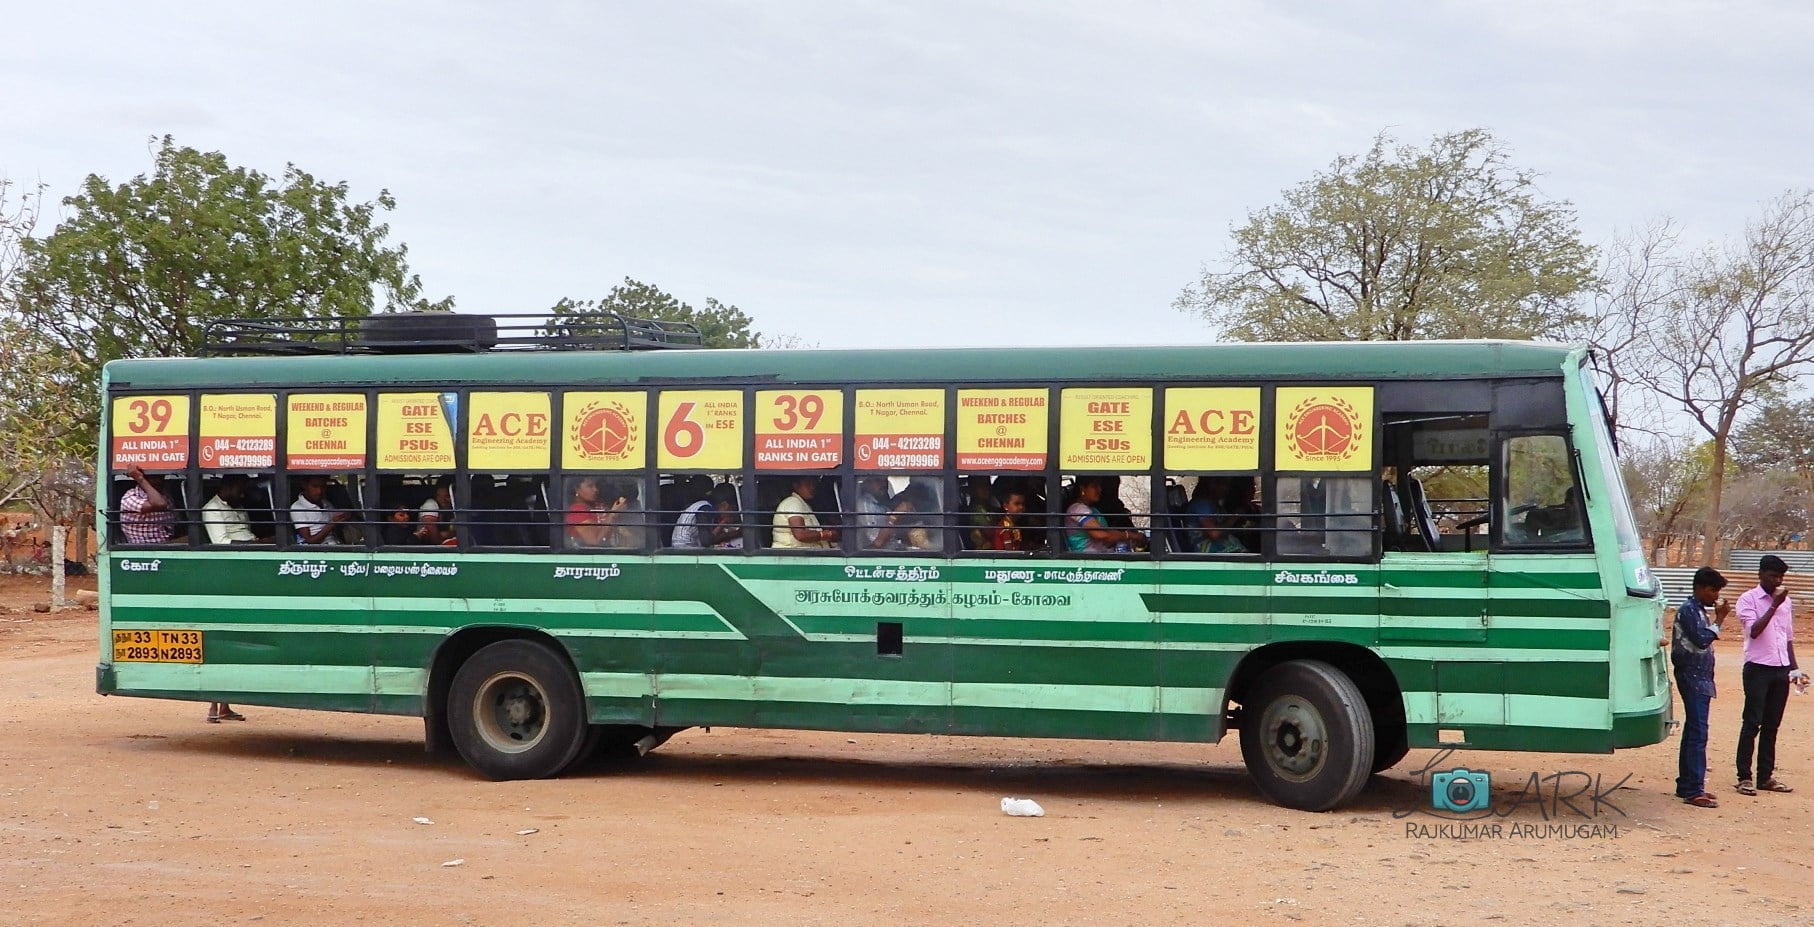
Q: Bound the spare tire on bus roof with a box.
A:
[357,312,498,353]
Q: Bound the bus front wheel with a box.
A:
[1238,659,1375,811]
[448,640,590,780]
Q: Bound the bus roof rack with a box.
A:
[200,312,705,357]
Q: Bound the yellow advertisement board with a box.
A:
[287,394,368,469]
[1059,387,1151,470]
[562,391,647,471]
[199,394,278,470]
[375,393,456,471]
[109,394,192,470]
[853,389,944,470]
[1275,386,1374,471]
[656,390,744,470]
[955,388,1047,470]
[468,392,553,471]
[1163,387,1262,471]
[755,389,844,469]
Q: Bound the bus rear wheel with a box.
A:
[448,640,589,780]
[1238,659,1375,811]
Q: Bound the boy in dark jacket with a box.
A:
[1673,566,1729,807]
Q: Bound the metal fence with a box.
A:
[1654,567,1694,607]
[1728,550,1814,573]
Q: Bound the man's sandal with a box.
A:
[1758,778,1794,793]
[1736,779,1757,795]
[1685,793,1719,808]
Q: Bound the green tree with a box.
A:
[1730,394,1814,475]
[549,277,761,349]
[1,136,448,463]
[1177,128,1598,341]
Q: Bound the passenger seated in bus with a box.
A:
[708,483,744,548]
[1222,477,1262,551]
[773,476,837,549]
[997,475,1050,548]
[415,478,456,545]
[602,481,646,549]
[291,476,351,545]
[565,477,609,548]
[1195,511,1248,554]
[1097,475,1135,530]
[962,475,1002,550]
[1064,476,1146,553]
[991,489,1040,553]
[893,483,941,551]
[659,474,713,546]
[202,475,260,545]
[1182,478,1227,550]
[855,475,901,549]
[673,483,741,548]
[118,465,176,545]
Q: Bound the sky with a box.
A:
[4,0,1811,350]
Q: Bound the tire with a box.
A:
[1371,733,1411,774]
[1367,691,1410,774]
[1238,660,1375,811]
[447,639,589,780]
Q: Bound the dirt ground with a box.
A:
[0,574,1808,927]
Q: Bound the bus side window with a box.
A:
[286,473,365,546]
[559,476,647,551]
[1276,476,1373,558]
[1502,434,1586,547]
[377,474,456,547]
[759,475,841,551]
[1058,474,1150,554]
[853,474,942,553]
[660,473,745,551]
[199,473,277,545]
[112,472,188,546]
[466,474,549,548]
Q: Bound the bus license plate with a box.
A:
[112,629,204,663]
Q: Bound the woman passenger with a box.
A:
[1064,477,1145,553]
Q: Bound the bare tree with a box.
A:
[1583,220,1688,442]
[0,173,44,291]
[1626,191,1814,563]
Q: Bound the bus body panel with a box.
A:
[95,340,1666,772]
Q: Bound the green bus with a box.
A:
[97,316,1667,810]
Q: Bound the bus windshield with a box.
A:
[1587,379,1654,595]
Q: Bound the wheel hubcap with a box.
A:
[1261,695,1327,781]
[473,672,549,754]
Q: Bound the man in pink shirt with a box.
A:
[1735,554,1801,796]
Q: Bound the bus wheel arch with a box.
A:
[427,628,588,779]
[1225,644,1404,809]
